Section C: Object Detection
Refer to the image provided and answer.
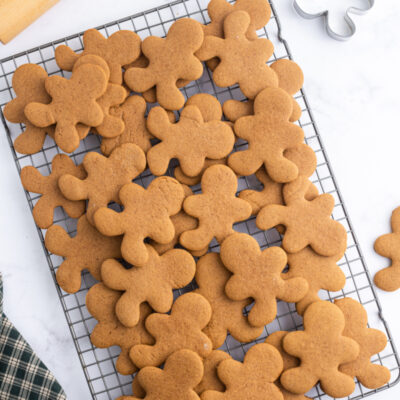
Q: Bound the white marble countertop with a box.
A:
[1,0,400,399]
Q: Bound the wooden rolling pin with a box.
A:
[0,0,59,44]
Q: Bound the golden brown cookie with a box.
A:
[147,105,235,177]
[130,292,212,368]
[150,185,208,257]
[101,245,195,328]
[203,0,271,41]
[195,351,231,395]
[55,29,141,84]
[228,87,305,182]
[197,11,277,99]
[265,331,311,400]
[25,64,108,153]
[220,233,308,327]
[281,301,359,398]
[86,283,154,375]
[118,350,204,400]
[284,247,346,315]
[239,144,317,215]
[201,343,283,400]
[257,176,347,256]
[59,143,146,225]
[374,206,400,291]
[195,252,263,348]
[100,95,152,155]
[45,214,122,293]
[93,177,184,267]
[124,19,204,110]
[335,298,390,389]
[3,64,54,155]
[20,154,85,229]
[180,165,251,251]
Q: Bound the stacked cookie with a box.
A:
[4,0,391,398]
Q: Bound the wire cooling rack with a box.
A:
[1,0,399,399]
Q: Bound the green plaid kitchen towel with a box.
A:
[0,274,67,399]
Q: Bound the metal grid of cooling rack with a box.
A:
[0,0,399,399]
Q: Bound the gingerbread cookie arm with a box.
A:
[94,207,125,236]
[14,124,48,155]
[55,45,79,71]
[24,101,56,128]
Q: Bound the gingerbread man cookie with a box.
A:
[335,298,390,389]
[284,247,345,315]
[257,176,347,256]
[220,233,308,327]
[3,64,54,155]
[100,95,153,156]
[118,350,204,400]
[180,165,251,251]
[130,293,212,368]
[101,245,195,327]
[55,29,141,84]
[374,206,400,291]
[20,154,85,229]
[124,18,204,110]
[281,301,360,398]
[195,252,263,348]
[59,143,146,225]
[239,144,317,215]
[197,11,277,99]
[147,105,235,177]
[45,214,122,294]
[228,87,305,182]
[93,177,184,266]
[86,283,154,375]
[25,64,108,153]
[201,343,283,400]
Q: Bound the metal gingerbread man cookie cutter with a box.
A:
[293,0,375,41]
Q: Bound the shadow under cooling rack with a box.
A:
[0,0,399,399]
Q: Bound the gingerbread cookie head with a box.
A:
[3,64,54,154]
[197,11,277,99]
[195,252,263,348]
[119,350,203,400]
[55,29,141,84]
[335,298,390,389]
[101,245,195,327]
[204,0,271,40]
[284,247,345,315]
[281,301,360,398]
[101,95,153,156]
[220,233,308,327]
[257,176,347,256]
[25,64,108,153]
[180,165,252,250]
[86,283,154,375]
[228,87,305,181]
[147,105,235,177]
[201,343,283,400]
[20,154,86,229]
[124,18,204,110]
[59,143,146,225]
[45,214,122,294]
[130,292,212,368]
[374,206,400,291]
[94,177,184,267]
